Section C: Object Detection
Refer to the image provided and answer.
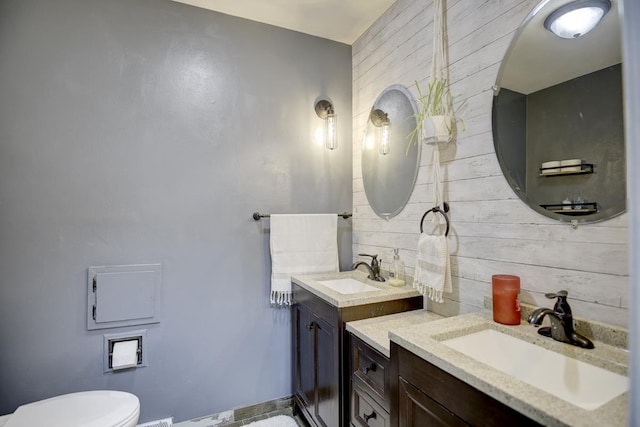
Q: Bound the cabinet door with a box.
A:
[294,303,315,409]
[398,377,467,427]
[314,313,338,427]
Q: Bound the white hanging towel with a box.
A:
[270,214,339,306]
[413,232,452,303]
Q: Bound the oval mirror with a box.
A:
[492,0,625,223]
[362,85,420,219]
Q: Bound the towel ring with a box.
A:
[420,203,450,236]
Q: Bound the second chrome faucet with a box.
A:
[527,290,594,349]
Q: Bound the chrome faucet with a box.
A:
[351,253,385,282]
[527,290,594,349]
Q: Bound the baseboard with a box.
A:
[138,417,173,427]
[173,395,294,427]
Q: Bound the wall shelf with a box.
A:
[540,202,597,215]
[539,163,594,177]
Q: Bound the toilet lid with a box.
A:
[5,391,139,427]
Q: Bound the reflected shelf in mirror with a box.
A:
[540,202,598,215]
[539,163,594,176]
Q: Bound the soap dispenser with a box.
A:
[389,248,405,287]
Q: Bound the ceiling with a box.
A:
[500,0,621,94]
[171,0,397,45]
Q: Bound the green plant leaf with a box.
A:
[405,78,465,155]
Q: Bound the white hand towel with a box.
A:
[413,233,452,303]
[270,214,339,306]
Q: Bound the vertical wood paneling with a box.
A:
[352,0,629,326]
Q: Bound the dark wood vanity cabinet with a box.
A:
[293,294,339,427]
[349,335,391,427]
[292,283,422,427]
[390,342,542,427]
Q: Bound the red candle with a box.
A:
[492,274,521,325]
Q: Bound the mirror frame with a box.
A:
[491,0,625,225]
[362,84,421,220]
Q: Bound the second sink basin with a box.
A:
[317,278,379,294]
[442,329,628,410]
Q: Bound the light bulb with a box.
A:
[379,122,390,155]
[325,112,337,150]
[544,0,610,39]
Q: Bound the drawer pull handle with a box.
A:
[363,411,377,423]
[362,363,377,374]
[306,322,316,330]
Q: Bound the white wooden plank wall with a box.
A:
[351,0,629,327]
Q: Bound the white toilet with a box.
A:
[0,390,139,427]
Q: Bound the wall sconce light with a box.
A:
[370,109,391,155]
[315,99,337,150]
[544,0,611,39]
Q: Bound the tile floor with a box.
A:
[219,407,307,426]
[173,397,308,427]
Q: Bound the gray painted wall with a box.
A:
[0,0,352,423]
[493,88,527,192]
[527,64,625,220]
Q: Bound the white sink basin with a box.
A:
[442,329,628,410]
[317,278,379,294]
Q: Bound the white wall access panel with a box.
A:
[87,264,161,330]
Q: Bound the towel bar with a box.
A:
[253,212,352,221]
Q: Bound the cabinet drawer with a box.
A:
[351,381,390,427]
[351,335,390,411]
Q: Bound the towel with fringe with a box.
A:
[270,214,339,306]
[413,233,452,303]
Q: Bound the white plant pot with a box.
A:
[422,115,454,145]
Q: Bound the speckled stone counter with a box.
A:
[346,310,443,357]
[291,271,421,308]
[389,311,629,427]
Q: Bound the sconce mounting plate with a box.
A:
[370,108,389,127]
[315,99,334,119]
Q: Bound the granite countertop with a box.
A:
[389,311,629,427]
[291,271,421,308]
[293,271,629,425]
[346,309,443,358]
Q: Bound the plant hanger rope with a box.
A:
[405,0,461,156]
[430,0,453,119]
[428,0,451,216]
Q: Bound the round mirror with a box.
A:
[492,0,625,223]
[362,85,420,219]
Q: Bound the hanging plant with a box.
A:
[406,0,464,155]
[406,79,464,154]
